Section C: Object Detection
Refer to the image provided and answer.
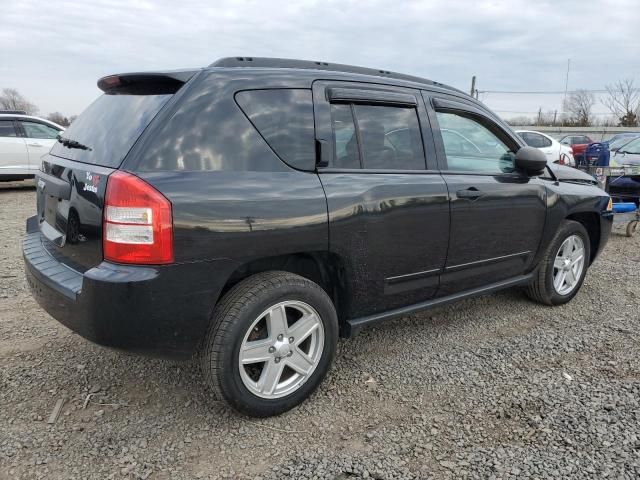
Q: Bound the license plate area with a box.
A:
[42,195,66,246]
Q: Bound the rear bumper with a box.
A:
[23,217,235,360]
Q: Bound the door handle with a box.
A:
[456,187,483,199]
[28,143,43,147]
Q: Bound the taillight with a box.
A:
[569,147,574,155]
[103,171,173,264]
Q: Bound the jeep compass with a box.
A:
[23,57,613,417]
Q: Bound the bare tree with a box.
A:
[505,116,534,126]
[0,88,39,115]
[47,112,70,127]
[602,79,640,127]
[563,89,596,126]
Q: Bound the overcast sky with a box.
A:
[2,0,638,120]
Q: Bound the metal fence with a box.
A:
[512,126,640,142]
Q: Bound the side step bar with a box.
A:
[344,273,534,337]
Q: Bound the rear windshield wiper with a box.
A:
[57,135,92,151]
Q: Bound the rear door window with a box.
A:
[0,120,17,137]
[235,89,315,170]
[50,94,172,167]
[327,102,425,170]
[521,132,551,148]
[353,105,425,170]
[21,121,60,139]
[330,104,360,169]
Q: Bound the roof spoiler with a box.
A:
[97,70,199,94]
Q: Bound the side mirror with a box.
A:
[515,146,547,175]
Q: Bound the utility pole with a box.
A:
[561,59,570,126]
[470,76,476,98]
[553,110,557,126]
[537,107,542,126]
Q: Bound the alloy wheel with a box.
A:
[552,234,586,296]
[238,300,324,399]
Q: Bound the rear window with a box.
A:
[50,93,171,167]
[235,89,315,170]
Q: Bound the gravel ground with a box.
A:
[1,181,639,479]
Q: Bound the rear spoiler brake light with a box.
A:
[97,70,199,95]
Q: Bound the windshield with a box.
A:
[619,137,640,154]
[50,93,171,167]
[609,137,637,150]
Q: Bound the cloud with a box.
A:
[1,0,638,117]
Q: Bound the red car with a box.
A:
[559,134,593,162]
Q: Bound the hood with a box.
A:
[549,164,597,185]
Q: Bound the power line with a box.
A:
[492,110,614,116]
[479,89,611,95]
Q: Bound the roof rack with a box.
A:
[0,110,27,115]
[209,57,455,91]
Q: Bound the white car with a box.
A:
[0,113,64,181]
[516,130,575,167]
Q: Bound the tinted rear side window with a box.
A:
[330,104,360,169]
[236,89,315,170]
[50,94,172,167]
[352,104,425,170]
[521,132,551,148]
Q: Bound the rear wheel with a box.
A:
[526,220,590,305]
[200,271,338,417]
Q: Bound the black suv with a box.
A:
[23,57,613,417]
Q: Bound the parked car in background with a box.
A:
[0,113,64,181]
[606,132,639,145]
[517,130,575,166]
[608,136,640,203]
[608,134,640,153]
[559,134,593,164]
[23,57,613,417]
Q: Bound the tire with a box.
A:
[526,220,591,306]
[200,271,338,417]
[626,220,638,238]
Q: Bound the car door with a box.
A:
[313,81,450,319]
[0,119,29,174]
[19,121,61,172]
[424,93,547,295]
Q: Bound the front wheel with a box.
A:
[526,220,591,306]
[200,271,338,417]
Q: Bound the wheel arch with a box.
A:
[566,211,600,264]
[219,252,352,336]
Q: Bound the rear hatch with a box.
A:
[35,70,196,271]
